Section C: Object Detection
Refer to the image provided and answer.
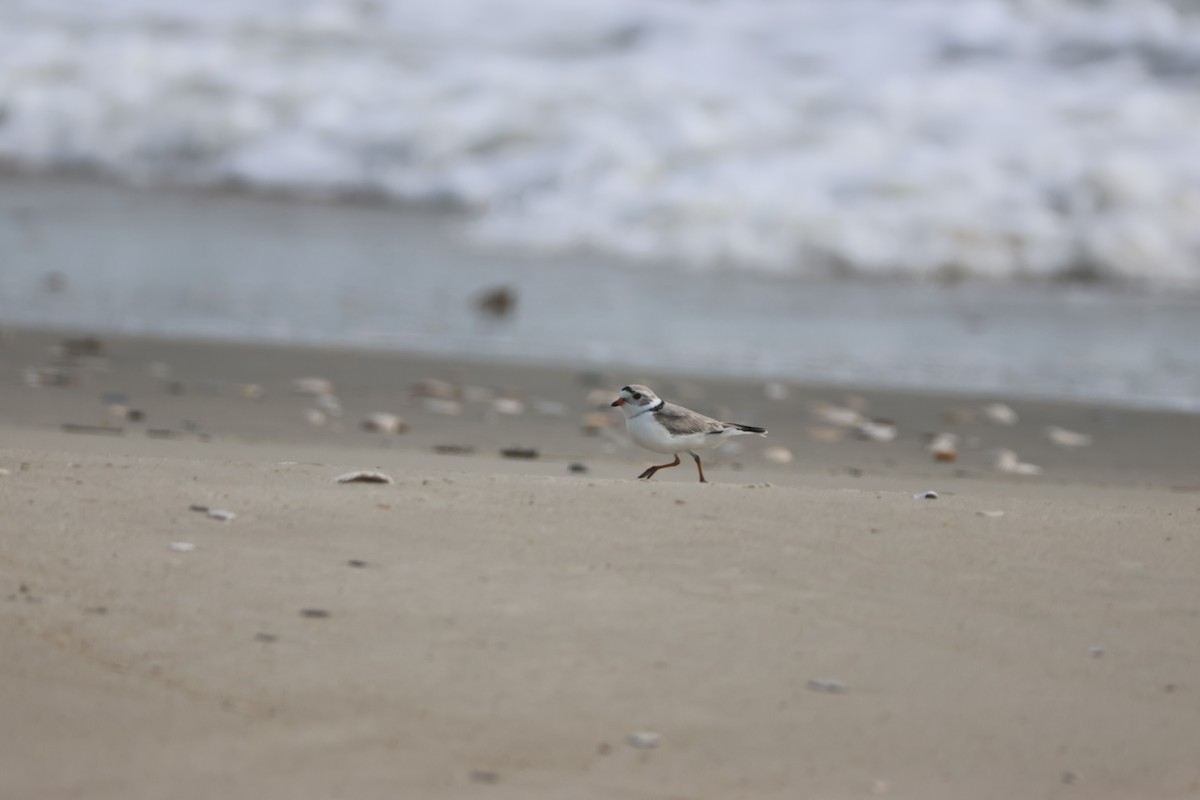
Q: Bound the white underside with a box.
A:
[625,412,756,455]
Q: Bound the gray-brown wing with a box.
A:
[652,403,725,436]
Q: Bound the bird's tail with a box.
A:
[728,423,767,436]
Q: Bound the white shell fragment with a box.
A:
[858,419,898,442]
[927,432,960,462]
[626,731,661,749]
[977,510,1006,518]
[983,403,1018,425]
[206,509,237,522]
[292,377,334,396]
[361,413,408,434]
[335,470,395,484]
[993,449,1042,475]
[915,491,940,500]
[762,445,794,464]
[492,397,526,415]
[167,541,196,552]
[1045,426,1093,448]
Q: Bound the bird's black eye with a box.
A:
[631,392,642,400]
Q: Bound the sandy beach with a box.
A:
[2,326,1199,799]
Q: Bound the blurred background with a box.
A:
[1,0,1199,409]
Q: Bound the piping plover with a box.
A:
[611,384,767,483]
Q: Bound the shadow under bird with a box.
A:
[611,384,767,483]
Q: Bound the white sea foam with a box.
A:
[3,0,1200,282]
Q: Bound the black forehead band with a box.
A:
[621,386,633,393]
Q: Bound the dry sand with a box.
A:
[2,327,1199,799]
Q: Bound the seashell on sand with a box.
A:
[626,732,661,749]
[167,542,196,552]
[927,432,959,462]
[492,397,526,415]
[983,403,1018,425]
[206,509,236,522]
[858,419,898,442]
[1045,426,1092,448]
[993,448,1042,475]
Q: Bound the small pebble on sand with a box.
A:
[469,770,500,785]
[335,470,395,484]
[915,491,940,500]
[206,509,236,522]
[167,542,196,552]
[807,679,848,694]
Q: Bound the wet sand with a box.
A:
[2,327,1199,799]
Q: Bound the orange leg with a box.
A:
[690,452,708,483]
[638,454,681,480]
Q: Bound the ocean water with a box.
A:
[2,177,1199,412]
[3,0,1200,283]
